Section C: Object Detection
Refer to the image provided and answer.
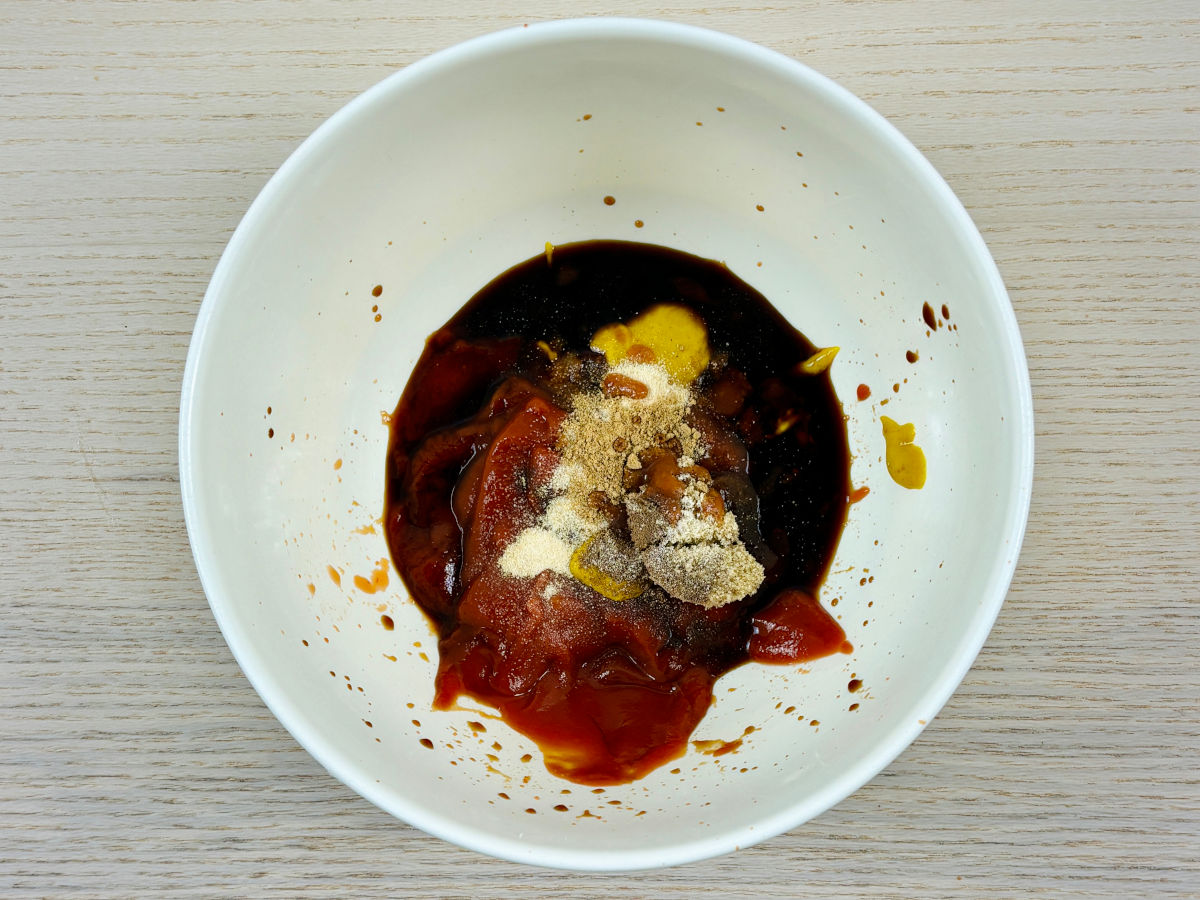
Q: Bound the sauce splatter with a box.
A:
[372,284,383,297]
[692,725,755,757]
[922,302,937,331]
[353,558,390,594]
[848,485,870,504]
[326,565,342,587]
[906,350,919,363]
[603,195,615,206]
[856,383,871,401]
[380,614,394,631]
[881,416,927,489]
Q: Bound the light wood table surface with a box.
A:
[2,2,1197,897]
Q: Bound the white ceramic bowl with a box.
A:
[180,19,1033,870]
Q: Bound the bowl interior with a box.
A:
[181,20,1032,870]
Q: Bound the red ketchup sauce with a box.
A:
[384,241,852,785]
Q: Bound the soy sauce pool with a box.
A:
[384,240,852,784]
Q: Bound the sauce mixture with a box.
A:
[384,241,852,785]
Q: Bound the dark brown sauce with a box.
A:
[384,241,851,785]
[922,302,937,331]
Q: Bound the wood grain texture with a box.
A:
[1,1,1197,897]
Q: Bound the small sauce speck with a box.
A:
[848,485,870,504]
[848,678,863,692]
[941,303,950,320]
[267,427,274,438]
[634,219,644,228]
[333,458,342,470]
[922,302,937,330]
[419,738,433,749]
[856,383,871,401]
[603,195,615,206]
[326,565,341,587]
[906,350,919,363]
[372,285,383,297]
[380,614,394,630]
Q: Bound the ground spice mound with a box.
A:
[500,357,763,608]
[553,360,703,525]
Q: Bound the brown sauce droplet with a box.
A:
[941,303,950,320]
[921,302,937,331]
[603,195,615,206]
[419,738,433,749]
[326,565,341,588]
[848,678,863,692]
[634,219,644,228]
[906,350,918,363]
[856,383,871,401]
[267,427,274,438]
[380,614,394,630]
[554,804,569,812]
[755,204,764,212]
[372,284,383,297]
[848,485,870,504]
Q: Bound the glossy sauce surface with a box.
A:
[385,241,852,784]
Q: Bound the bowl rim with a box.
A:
[179,16,1035,871]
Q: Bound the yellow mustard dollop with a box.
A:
[881,415,927,490]
[591,303,710,384]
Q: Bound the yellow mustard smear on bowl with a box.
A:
[881,416,927,489]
